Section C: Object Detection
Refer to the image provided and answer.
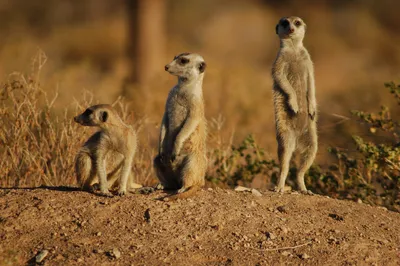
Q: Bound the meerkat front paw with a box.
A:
[289,97,299,114]
[308,102,316,120]
[117,189,127,196]
[274,186,285,193]
[91,183,100,191]
[300,190,314,195]
[137,187,155,195]
[98,189,113,198]
[155,183,164,190]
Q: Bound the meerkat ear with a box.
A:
[199,62,207,73]
[99,111,108,123]
[275,24,279,34]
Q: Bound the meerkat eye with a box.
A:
[179,58,190,65]
[281,20,289,27]
[295,21,302,27]
[99,111,108,122]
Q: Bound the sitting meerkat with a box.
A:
[272,16,318,194]
[153,53,208,200]
[74,104,140,196]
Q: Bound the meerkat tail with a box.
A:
[163,186,201,201]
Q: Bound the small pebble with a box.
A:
[35,250,49,263]
[301,253,310,259]
[277,206,287,213]
[251,189,262,197]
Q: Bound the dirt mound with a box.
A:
[0,188,399,265]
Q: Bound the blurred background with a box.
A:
[0,0,399,164]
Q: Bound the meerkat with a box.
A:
[153,53,208,200]
[74,104,139,196]
[272,16,318,194]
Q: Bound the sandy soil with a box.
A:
[0,187,399,266]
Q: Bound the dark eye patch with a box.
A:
[82,109,93,116]
[179,57,190,64]
[281,20,289,27]
[295,20,302,27]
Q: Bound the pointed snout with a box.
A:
[165,64,169,71]
[289,27,295,33]
[73,116,79,123]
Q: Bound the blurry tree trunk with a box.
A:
[124,0,166,113]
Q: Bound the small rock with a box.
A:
[312,238,320,243]
[144,209,151,223]
[281,227,289,234]
[96,232,102,236]
[251,189,262,197]
[377,206,388,211]
[357,198,363,204]
[277,206,287,213]
[328,213,344,221]
[93,249,104,254]
[300,253,310,259]
[268,207,274,212]
[234,186,251,192]
[207,188,213,191]
[35,250,49,263]
[281,251,291,257]
[266,232,277,240]
[108,248,121,259]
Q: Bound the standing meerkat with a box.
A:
[272,16,318,194]
[74,104,139,196]
[154,53,208,200]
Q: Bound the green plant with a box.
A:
[307,82,400,211]
[207,134,278,188]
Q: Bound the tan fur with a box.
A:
[154,53,208,200]
[74,104,139,196]
[272,16,318,194]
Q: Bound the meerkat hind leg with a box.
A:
[164,154,204,201]
[75,152,96,191]
[275,132,296,193]
[296,134,317,195]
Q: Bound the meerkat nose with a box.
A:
[74,116,78,123]
[289,28,295,33]
[165,65,169,71]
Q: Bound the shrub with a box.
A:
[307,82,400,211]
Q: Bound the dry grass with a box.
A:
[0,52,158,187]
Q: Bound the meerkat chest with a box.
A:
[167,93,189,129]
[285,50,309,78]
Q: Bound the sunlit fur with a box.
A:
[74,104,139,196]
[154,53,207,200]
[272,16,318,194]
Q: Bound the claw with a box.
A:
[300,190,313,195]
[274,186,285,193]
[99,190,113,198]
[117,190,127,196]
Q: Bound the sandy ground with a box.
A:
[0,187,399,266]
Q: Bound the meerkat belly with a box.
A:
[181,119,206,154]
[273,62,309,131]
[287,61,308,113]
[165,102,188,153]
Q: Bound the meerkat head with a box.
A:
[164,53,207,81]
[74,104,115,128]
[276,16,306,41]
